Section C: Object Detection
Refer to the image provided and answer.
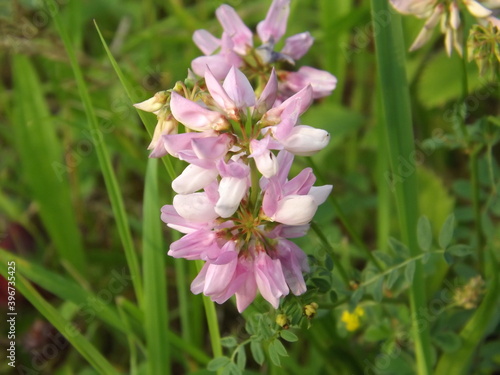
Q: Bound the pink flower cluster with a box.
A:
[135,0,334,312]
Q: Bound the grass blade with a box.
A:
[43,0,143,304]
[142,158,171,375]
[11,54,86,273]
[369,1,433,373]
[94,20,177,181]
[0,263,120,375]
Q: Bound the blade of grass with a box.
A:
[43,0,143,304]
[0,248,126,334]
[11,54,86,274]
[142,158,171,375]
[369,1,433,373]
[0,265,120,375]
[94,20,177,181]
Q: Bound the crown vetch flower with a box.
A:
[135,2,337,313]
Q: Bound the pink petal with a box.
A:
[193,30,221,55]
[281,32,314,60]
[172,164,219,194]
[222,67,256,109]
[283,167,316,196]
[255,253,289,308]
[170,92,228,131]
[205,67,237,116]
[283,67,337,99]
[308,185,333,205]
[257,0,290,43]
[255,68,278,114]
[173,193,219,223]
[216,5,253,55]
[272,195,317,225]
[168,230,218,260]
[191,55,233,80]
[160,205,210,233]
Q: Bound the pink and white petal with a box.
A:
[282,125,330,156]
[283,167,316,196]
[173,193,219,223]
[215,177,249,218]
[190,262,209,294]
[272,195,318,226]
[216,5,253,54]
[256,0,290,43]
[205,68,237,116]
[284,67,337,99]
[168,230,218,260]
[172,164,219,194]
[191,55,233,80]
[255,68,278,114]
[222,67,256,109]
[191,134,232,161]
[255,253,289,308]
[464,0,492,18]
[204,255,238,295]
[281,32,314,60]
[160,205,209,233]
[170,92,227,131]
[193,29,221,55]
[308,185,333,206]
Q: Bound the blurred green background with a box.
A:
[1,0,499,374]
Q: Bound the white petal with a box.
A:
[273,195,317,225]
[172,164,219,194]
[173,193,218,222]
[215,177,248,218]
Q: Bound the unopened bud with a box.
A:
[276,314,289,328]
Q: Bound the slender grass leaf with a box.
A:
[417,216,433,251]
[43,0,143,304]
[142,158,170,375]
[439,214,455,249]
[0,267,119,375]
[12,55,86,273]
[94,21,176,181]
[432,332,462,353]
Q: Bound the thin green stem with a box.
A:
[310,221,350,285]
[195,260,223,374]
[306,158,383,271]
[470,147,486,274]
[369,1,433,373]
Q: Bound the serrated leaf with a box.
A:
[446,244,474,257]
[351,287,364,305]
[250,340,264,365]
[433,331,462,353]
[405,260,416,284]
[236,346,246,370]
[273,340,288,357]
[417,216,433,251]
[268,342,281,366]
[280,330,298,342]
[386,269,400,290]
[389,237,410,257]
[439,214,455,249]
[207,357,230,371]
[221,337,238,348]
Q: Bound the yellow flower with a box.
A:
[341,306,365,332]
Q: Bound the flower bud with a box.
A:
[282,125,330,156]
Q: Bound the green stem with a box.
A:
[470,147,485,274]
[195,260,223,373]
[311,221,350,285]
[369,2,433,374]
[306,159,383,271]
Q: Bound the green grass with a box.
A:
[1,0,499,374]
